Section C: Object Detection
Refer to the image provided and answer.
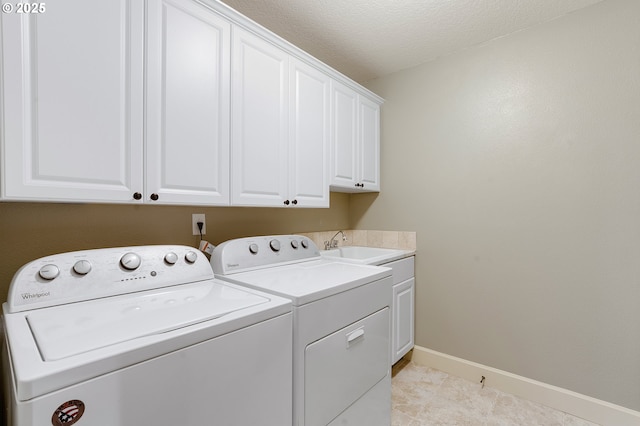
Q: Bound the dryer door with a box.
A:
[304,307,389,426]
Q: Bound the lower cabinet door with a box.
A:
[393,278,415,364]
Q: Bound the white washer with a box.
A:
[211,235,393,426]
[2,245,292,426]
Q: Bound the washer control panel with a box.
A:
[211,235,320,275]
[6,245,213,313]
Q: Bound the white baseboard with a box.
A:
[410,346,640,426]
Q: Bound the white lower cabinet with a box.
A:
[385,257,416,364]
[231,27,329,208]
[393,277,415,363]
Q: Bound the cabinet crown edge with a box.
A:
[196,0,384,104]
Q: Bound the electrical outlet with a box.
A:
[192,214,206,236]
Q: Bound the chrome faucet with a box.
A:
[324,230,346,250]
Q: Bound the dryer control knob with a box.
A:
[73,260,92,275]
[120,252,141,270]
[270,239,281,252]
[301,239,309,249]
[249,243,259,254]
[164,252,178,264]
[39,264,60,280]
[185,251,198,263]
[291,240,299,249]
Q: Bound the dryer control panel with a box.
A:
[211,235,320,275]
[5,245,213,313]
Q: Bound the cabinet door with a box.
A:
[289,59,330,208]
[359,96,381,192]
[392,278,415,364]
[231,27,289,206]
[146,0,230,205]
[329,80,359,190]
[1,0,144,202]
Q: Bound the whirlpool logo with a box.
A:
[21,291,50,300]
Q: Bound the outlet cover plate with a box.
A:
[192,214,206,236]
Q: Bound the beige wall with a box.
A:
[358,0,640,412]
[0,193,350,300]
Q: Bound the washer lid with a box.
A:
[27,280,269,361]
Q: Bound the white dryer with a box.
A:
[211,235,393,426]
[2,245,292,426]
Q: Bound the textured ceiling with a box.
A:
[219,0,603,82]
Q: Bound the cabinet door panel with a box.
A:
[231,27,288,206]
[146,0,230,205]
[393,278,415,364]
[330,81,358,189]
[359,96,381,191]
[1,0,144,202]
[289,59,329,207]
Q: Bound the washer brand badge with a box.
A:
[52,400,85,425]
[21,291,50,300]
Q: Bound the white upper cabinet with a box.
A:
[1,0,145,202]
[146,0,230,205]
[231,28,329,207]
[359,96,381,191]
[288,58,330,208]
[330,81,359,190]
[330,80,381,193]
[1,0,380,205]
[1,0,231,205]
[231,27,289,207]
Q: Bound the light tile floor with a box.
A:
[391,359,600,426]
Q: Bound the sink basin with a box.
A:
[320,246,413,265]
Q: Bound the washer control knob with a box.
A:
[270,239,281,252]
[249,243,259,254]
[301,239,309,249]
[120,252,141,270]
[39,264,60,280]
[185,251,198,264]
[164,252,178,265]
[73,260,92,275]
[291,240,299,249]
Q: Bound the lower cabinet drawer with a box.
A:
[304,307,389,426]
[385,256,414,284]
